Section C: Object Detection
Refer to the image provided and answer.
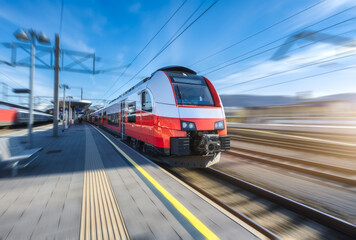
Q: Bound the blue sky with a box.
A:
[0,0,355,108]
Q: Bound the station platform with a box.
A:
[0,123,265,239]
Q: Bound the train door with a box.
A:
[141,89,154,144]
[120,100,125,139]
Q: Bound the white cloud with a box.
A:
[214,42,356,95]
[289,0,356,31]
[61,37,95,53]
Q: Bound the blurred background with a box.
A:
[0,0,355,115]
[0,1,355,239]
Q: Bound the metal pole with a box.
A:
[53,34,60,137]
[62,87,66,131]
[81,88,83,101]
[28,36,35,148]
[68,97,71,127]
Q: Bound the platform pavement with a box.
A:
[0,123,265,239]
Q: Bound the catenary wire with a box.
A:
[217,53,356,90]
[0,71,28,88]
[238,66,356,93]
[102,0,188,99]
[188,0,327,67]
[198,6,355,74]
[200,6,355,74]
[203,14,356,75]
[213,27,356,82]
[107,0,220,101]
[160,0,207,51]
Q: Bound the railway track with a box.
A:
[225,146,356,186]
[228,127,356,143]
[165,167,356,239]
[230,134,356,159]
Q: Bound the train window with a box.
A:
[107,113,119,126]
[103,112,107,120]
[173,77,203,85]
[141,90,152,112]
[128,102,136,123]
[173,83,214,106]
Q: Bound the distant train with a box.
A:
[0,101,53,127]
[86,66,230,167]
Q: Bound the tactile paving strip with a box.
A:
[80,127,129,240]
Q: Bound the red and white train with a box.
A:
[86,66,230,167]
[0,101,52,127]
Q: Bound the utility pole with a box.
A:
[53,34,60,137]
[62,86,66,131]
[28,35,35,148]
[68,96,72,127]
[60,84,70,131]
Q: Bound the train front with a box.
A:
[164,70,230,167]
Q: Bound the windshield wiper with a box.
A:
[176,85,194,105]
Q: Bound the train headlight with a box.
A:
[181,121,196,131]
[214,120,225,130]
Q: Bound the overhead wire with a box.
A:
[217,53,356,90]
[201,5,356,74]
[160,0,207,51]
[102,0,188,99]
[213,27,356,82]
[239,65,356,93]
[0,71,28,88]
[202,13,356,75]
[188,0,327,67]
[107,0,220,101]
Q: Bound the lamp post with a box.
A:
[60,84,70,131]
[14,29,50,148]
[67,96,73,127]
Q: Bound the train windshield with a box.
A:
[172,77,214,106]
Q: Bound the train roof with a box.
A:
[157,66,196,75]
[109,66,196,105]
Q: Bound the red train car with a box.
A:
[87,66,230,167]
[0,101,52,127]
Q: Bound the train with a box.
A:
[0,101,53,127]
[86,66,230,167]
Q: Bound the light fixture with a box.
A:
[36,32,50,44]
[13,29,30,42]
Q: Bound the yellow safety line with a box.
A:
[231,127,356,146]
[93,126,220,240]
